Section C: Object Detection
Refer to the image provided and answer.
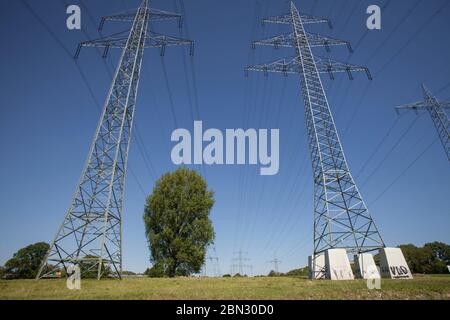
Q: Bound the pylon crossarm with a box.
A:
[75,31,129,58]
[394,99,450,115]
[99,8,182,30]
[394,101,428,114]
[307,33,352,52]
[99,10,138,30]
[262,13,331,27]
[245,56,371,79]
[245,57,300,76]
[147,32,194,56]
[75,31,194,58]
[148,8,182,22]
[262,14,293,25]
[440,102,450,109]
[252,32,351,52]
[251,33,296,48]
[314,56,372,80]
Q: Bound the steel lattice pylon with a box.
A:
[246,1,385,277]
[36,0,193,280]
[396,84,450,162]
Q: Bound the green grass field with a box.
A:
[1,275,449,300]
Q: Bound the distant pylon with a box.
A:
[231,251,251,276]
[267,258,282,273]
[203,245,220,277]
[245,1,385,278]
[395,84,450,162]
[36,0,193,280]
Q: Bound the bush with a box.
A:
[285,267,309,277]
[400,242,450,274]
[268,270,282,277]
[145,263,165,278]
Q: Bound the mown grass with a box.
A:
[0,275,449,300]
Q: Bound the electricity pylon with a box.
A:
[36,0,193,280]
[395,84,450,162]
[231,251,251,276]
[202,245,221,277]
[267,258,282,273]
[245,1,385,277]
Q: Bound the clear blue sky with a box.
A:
[0,0,449,275]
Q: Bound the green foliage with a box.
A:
[143,168,215,277]
[4,242,49,279]
[222,274,231,277]
[78,255,111,279]
[425,242,450,265]
[0,266,5,279]
[400,242,450,274]
[285,267,309,277]
[264,267,309,278]
[145,263,165,278]
[121,270,136,276]
[373,253,380,265]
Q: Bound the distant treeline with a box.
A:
[398,242,450,274]
[1,241,449,279]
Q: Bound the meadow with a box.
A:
[1,275,449,300]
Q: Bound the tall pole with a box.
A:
[246,1,385,278]
[37,0,193,280]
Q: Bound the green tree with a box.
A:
[78,255,112,279]
[4,242,49,279]
[399,244,424,273]
[268,270,282,277]
[145,264,165,278]
[424,242,450,273]
[424,242,450,264]
[400,242,450,274]
[144,168,215,277]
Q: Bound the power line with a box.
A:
[369,137,439,206]
[160,57,180,128]
[359,115,422,189]
[354,115,403,179]
[365,0,422,65]
[374,0,450,76]
[133,125,157,180]
[341,0,426,138]
[435,80,450,96]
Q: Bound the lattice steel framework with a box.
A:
[36,0,193,280]
[246,2,385,276]
[396,84,450,162]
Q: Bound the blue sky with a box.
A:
[0,0,449,275]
